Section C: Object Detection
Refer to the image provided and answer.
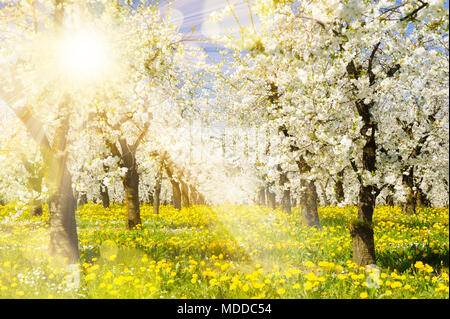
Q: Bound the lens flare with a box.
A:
[58,30,109,82]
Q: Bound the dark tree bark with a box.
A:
[118,133,143,229]
[349,129,378,266]
[351,119,378,266]
[416,186,431,208]
[147,191,154,205]
[78,193,88,206]
[385,185,395,206]
[102,117,149,229]
[344,46,398,266]
[334,169,345,204]
[402,166,416,215]
[100,183,110,208]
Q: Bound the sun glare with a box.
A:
[58,30,109,82]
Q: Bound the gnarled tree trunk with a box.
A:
[416,187,431,208]
[46,98,79,264]
[123,165,141,229]
[352,184,377,266]
[298,157,320,226]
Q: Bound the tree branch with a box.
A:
[368,42,381,86]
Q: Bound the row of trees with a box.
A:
[209,0,448,265]
[0,0,448,267]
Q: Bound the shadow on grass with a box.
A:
[376,244,449,273]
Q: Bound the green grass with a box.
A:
[0,203,448,299]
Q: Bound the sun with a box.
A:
[58,29,109,82]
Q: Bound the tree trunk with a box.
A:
[100,183,110,208]
[181,180,190,207]
[320,181,330,207]
[30,198,43,216]
[189,184,198,205]
[24,163,44,216]
[171,180,182,210]
[385,194,394,206]
[352,125,377,266]
[334,170,345,204]
[298,157,320,226]
[280,171,291,214]
[78,193,87,206]
[352,185,377,266]
[153,167,162,214]
[291,197,297,207]
[300,179,319,226]
[402,167,416,214]
[257,187,266,206]
[123,166,141,229]
[47,163,79,264]
[266,187,276,209]
[45,95,80,265]
[385,185,395,206]
[164,164,182,210]
[148,191,154,205]
[197,192,206,205]
[281,188,291,214]
[415,184,431,208]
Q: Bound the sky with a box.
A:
[160,0,256,60]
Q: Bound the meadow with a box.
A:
[0,203,448,299]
